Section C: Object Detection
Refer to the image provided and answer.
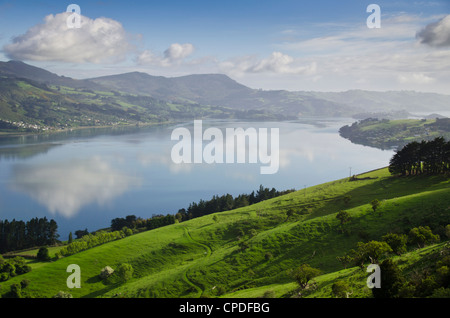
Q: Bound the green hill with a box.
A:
[339,118,450,150]
[1,167,449,299]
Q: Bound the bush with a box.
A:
[1,263,16,277]
[382,233,408,255]
[53,291,73,298]
[15,264,32,275]
[336,210,351,225]
[429,287,450,298]
[10,283,22,298]
[37,247,50,261]
[99,266,115,280]
[122,227,133,237]
[350,241,392,266]
[372,259,404,298]
[117,263,133,282]
[289,264,321,290]
[408,226,440,248]
[20,279,30,289]
[262,290,276,298]
[331,280,351,298]
[0,272,9,282]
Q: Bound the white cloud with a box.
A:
[219,52,317,76]
[136,43,195,67]
[164,43,195,61]
[241,13,450,93]
[11,157,141,218]
[398,73,435,84]
[3,12,133,63]
[249,52,316,75]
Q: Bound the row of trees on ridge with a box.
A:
[389,137,450,176]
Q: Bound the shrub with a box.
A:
[122,227,133,237]
[99,266,115,280]
[20,279,30,289]
[262,290,276,298]
[336,210,351,225]
[1,263,16,277]
[289,264,321,290]
[371,199,381,213]
[37,247,50,261]
[372,259,404,298]
[382,233,408,255]
[408,226,440,248]
[53,291,73,298]
[354,241,392,264]
[0,272,9,282]
[429,287,450,298]
[331,280,351,298]
[10,283,22,298]
[15,264,32,275]
[117,263,133,282]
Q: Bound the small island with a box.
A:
[339,117,450,150]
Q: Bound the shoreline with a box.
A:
[0,120,174,139]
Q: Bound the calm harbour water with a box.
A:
[0,118,394,240]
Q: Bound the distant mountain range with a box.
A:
[1,60,449,132]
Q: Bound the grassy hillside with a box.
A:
[1,167,449,298]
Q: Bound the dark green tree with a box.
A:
[408,226,440,248]
[10,283,22,298]
[37,246,50,261]
[382,233,408,255]
[336,210,351,225]
[372,259,404,298]
[371,199,381,213]
[290,264,321,290]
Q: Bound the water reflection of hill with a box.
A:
[0,143,62,160]
[11,157,142,218]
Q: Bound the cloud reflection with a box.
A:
[11,156,141,218]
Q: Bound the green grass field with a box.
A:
[1,167,449,298]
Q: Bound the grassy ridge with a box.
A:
[1,167,449,298]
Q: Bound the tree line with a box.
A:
[110,185,294,232]
[0,217,59,254]
[175,185,295,222]
[389,137,450,176]
[56,230,126,258]
[110,214,175,232]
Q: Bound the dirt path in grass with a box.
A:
[182,226,212,297]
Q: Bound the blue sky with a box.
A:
[0,0,449,93]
